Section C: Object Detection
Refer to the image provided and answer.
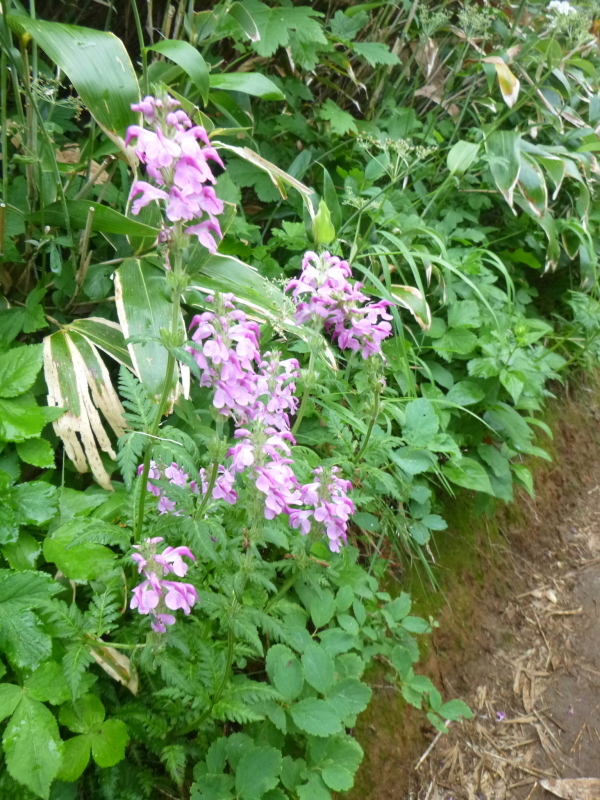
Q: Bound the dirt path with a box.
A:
[410,396,600,799]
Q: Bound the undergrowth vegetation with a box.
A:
[1,0,600,797]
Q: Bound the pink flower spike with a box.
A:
[157,496,176,515]
[185,218,222,253]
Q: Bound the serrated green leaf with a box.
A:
[265,644,303,703]
[3,693,64,799]
[442,458,494,495]
[302,642,335,695]
[25,661,70,705]
[327,678,371,719]
[13,482,58,526]
[0,345,42,398]
[352,41,400,66]
[0,395,46,442]
[403,398,439,448]
[289,698,342,737]
[90,718,129,768]
[16,438,55,468]
[446,381,485,407]
[235,745,281,800]
[56,734,91,782]
[0,684,23,722]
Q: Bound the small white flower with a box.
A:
[548,0,577,15]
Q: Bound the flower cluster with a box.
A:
[286,251,393,358]
[547,0,576,14]
[290,467,355,553]
[130,537,197,633]
[126,94,224,252]
[138,459,237,514]
[188,295,308,523]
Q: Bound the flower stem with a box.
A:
[292,349,315,435]
[355,390,380,463]
[194,459,219,519]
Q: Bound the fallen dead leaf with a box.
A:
[541,778,600,799]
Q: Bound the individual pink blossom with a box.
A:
[131,578,161,614]
[156,545,195,577]
[152,613,177,633]
[130,181,169,215]
[185,218,222,253]
[157,496,176,515]
[162,580,198,614]
[164,463,188,487]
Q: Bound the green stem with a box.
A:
[1,47,7,205]
[133,247,182,541]
[355,390,380,463]
[264,572,299,613]
[194,459,219,519]
[292,349,315,435]
[131,0,149,95]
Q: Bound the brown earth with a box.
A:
[352,375,600,800]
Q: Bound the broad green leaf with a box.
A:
[0,574,60,670]
[7,17,139,143]
[114,258,185,401]
[0,395,46,442]
[442,458,494,495]
[289,698,342,737]
[13,482,57,526]
[302,642,335,695]
[265,644,303,703]
[512,463,534,498]
[390,448,437,475]
[209,72,284,101]
[297,774,331,800]
[446,381,485,407]
[3,693,64,799]
[16,438,55,468]
[43,330,126,491]
[402,398,439,448]
[43,525,117,581]
[25,661,70,705]
[485,130,521,208]
[149,40,209,104]
[432,327,478,360]
[439,699,473,720]
[0,684,22,722]
[235,746,282,800]
[447,140,480,176]
[56,735,91,782]
[1,532,41,571]
[0,344,42,398]
[29,201,158,237]
[327,678,371,719]
[322,167,342,232]
[89,718,129,768]
[321,765,354,792]
[310,588,336,629]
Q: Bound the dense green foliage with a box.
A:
[1,0,600,798]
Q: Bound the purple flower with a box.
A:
[164,462,188,487]
[130,539,198,632]
[286,250,393,358]
[126,94,225,253]
[157,496,176,515]
[162,580,198,614]
[297,466,355,553]
[185,218,222,253]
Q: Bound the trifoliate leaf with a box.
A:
[56,734,91,782]
[89,718,129,768]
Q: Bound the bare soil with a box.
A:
[352,377,600,800]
